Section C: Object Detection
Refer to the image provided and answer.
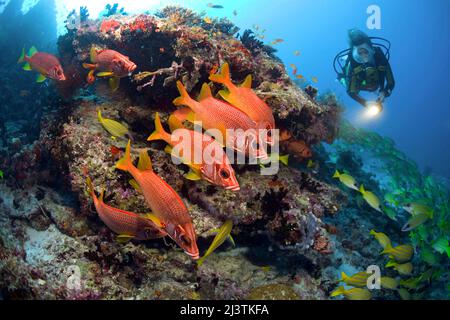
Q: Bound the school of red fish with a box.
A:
[18,44,313,260]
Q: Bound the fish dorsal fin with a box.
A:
[184,169,202,181]
[28,46,38,57]
[90,46,98,63]
[138,150,153,171]
[36,74,46,83]
[198,83,213,101]
[240,74,252,88]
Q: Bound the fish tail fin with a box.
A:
[209,62,234,89]
[115,140,133,172]
[340,271,348,281]
[279,154,289,166]
[18,47,26,63]
[196,256,205,267]
[86,176,96,198]
[359,184,365,194]
[381,246,392,255]
[147,112,171,143]
[333,170,340,178]
[330,286,346,297]
[173,81,196,110]
[369,229,376,236]
[97,109,103,124]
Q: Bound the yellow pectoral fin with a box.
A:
[144,213,164,228]
[185,169,202,181]
[96,71,115,77]
[36,74,47,83]
[116,234,135,243]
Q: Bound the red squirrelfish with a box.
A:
[18,46,66,82]
[115,141,199,259]
[173,82,268,160]
[86,176,167,241]
[148,112,240,191]
[82,46,137,91]
[209,63,276,145]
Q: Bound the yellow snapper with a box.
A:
[399,277,421,290]
[382,244,414,263]
[359,185,382,212]
[259,153,289,169]
[402,212,432,232]
[386,261,413,275]
[380,277,399,290]
[397,288,411,300]
[197,220,235,266]
[97,109,130,139]
[340,271,370,287]
[330,286,372,300]
[332,170,358,191]
[370,229,392,249]
[403,203,433,216]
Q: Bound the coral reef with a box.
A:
[1,6,447,300]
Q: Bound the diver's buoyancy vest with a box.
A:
[349,47,387,92]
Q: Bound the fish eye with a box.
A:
[219,169,230,179]
[56,69,62,75]
[180,234,191,246]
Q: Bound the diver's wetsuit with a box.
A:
[343,47,395,107]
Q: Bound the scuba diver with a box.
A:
[334,29,395,114]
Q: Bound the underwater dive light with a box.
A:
[366,101,383,117]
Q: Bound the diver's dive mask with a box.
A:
[352,43,375,64]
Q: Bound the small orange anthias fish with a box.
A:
[86,176,167,241]
[116,141,200,259]
[173,81,268,160]
[18,46,66,82]
[209,63,276,145]
[82,46,137,91]
[148,112,240,191]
